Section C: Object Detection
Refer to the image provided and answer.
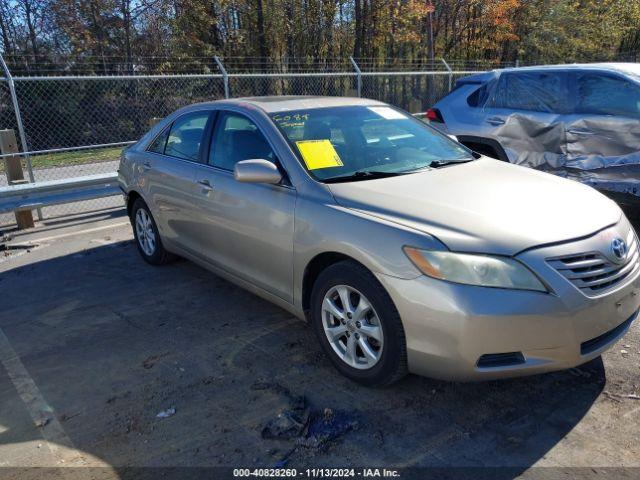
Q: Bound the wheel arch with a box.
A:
[126,189,143,218]
[301,252,373,320]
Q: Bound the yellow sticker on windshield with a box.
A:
[296,140,344,170]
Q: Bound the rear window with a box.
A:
[489,72,570,113]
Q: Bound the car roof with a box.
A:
[456,63,640,86]
[496,62,640,76]
[191,95,388,113]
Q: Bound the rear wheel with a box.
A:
[131,198,173,265]
[310,260,408,386]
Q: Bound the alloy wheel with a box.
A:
[135,208,157,256]
[321,285,384,370]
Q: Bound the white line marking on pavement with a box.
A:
[0,328,88,466]
[31,221,130,244]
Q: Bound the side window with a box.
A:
[466,83,490,107]
[491,72,569,113]
[148,126,169,154]
[576,73,640,118]
[164,111,211,162]
[209,112,276,170]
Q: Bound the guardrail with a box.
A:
[0,172,120,214]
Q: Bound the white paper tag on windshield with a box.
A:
[367,106,406,120]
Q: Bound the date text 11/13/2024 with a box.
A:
[232,468,400,478]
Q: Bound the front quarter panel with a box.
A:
[293,193,445,310]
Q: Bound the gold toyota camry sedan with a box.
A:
[118,96,639,386]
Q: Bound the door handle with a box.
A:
[142,161,152,170]
[197,179,214,192]
[486,117,506,126]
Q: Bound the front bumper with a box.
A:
[377,223,640,381]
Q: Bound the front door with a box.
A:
[191,111,296,302]
[565,71,640,160]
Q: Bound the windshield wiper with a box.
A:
[396,158,474,174]
[427,158,474,168]
[324,160,475,183]
[323,170,405,183]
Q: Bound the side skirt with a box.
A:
[165,241,306,322]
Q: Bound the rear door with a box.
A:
[142,110,214,251]
[564,71,640,158]
[481,71,570,162]
[190,110,296,302]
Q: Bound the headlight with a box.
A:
[403,247,547,292]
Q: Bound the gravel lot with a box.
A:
[0,210,639,479]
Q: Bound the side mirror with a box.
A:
[234,159,283,184]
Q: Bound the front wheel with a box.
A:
[310,260,408,386]
[131,198,173,265]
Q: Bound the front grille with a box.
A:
[547,229,640,296]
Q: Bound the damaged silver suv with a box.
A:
[430,63,640,206]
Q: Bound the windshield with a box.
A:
[271,105,473,182]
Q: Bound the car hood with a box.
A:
[327,158,621,256]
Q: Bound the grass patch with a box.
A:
[1,146,124,174]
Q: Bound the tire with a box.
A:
[130,198,173,265]
[310,260,408,386]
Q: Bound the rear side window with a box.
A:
[148,127,169,154]
[490,72,569,113]
[160,111,211,162]
[466,83,490,107]
[576,73,640,118]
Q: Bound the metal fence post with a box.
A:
[214,56,230,99]
[440,58,453,92]
[0,54,35,184]
[0,53,43,221]
[0,129,34,228]
[349,56,362,97]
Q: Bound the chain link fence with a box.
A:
[0,57,498,228]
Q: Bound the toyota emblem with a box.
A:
[610,238,628,263]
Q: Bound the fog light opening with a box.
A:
[476,352,526,369]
